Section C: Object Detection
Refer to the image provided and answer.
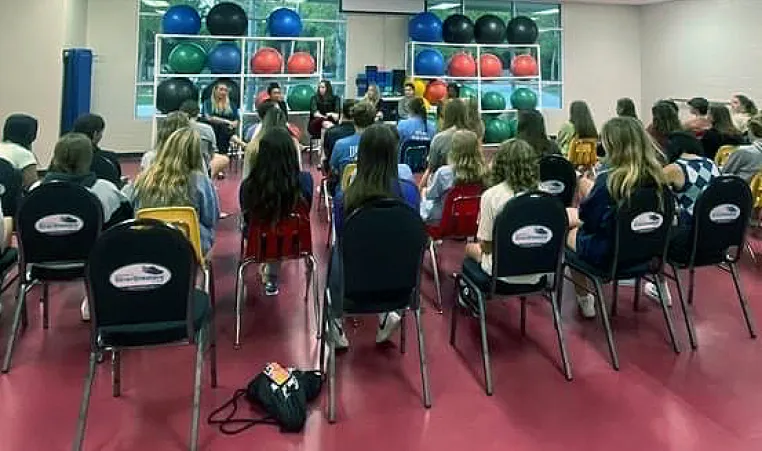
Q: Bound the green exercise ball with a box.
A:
[168,42,207,74]
[460,85,477,100]
[484,117,514,144]
[287,84,315,111]
[481,91,506,112]
[510,87,538,110]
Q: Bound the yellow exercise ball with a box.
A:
[407,78,427,97]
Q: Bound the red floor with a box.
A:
[1,160,762,450]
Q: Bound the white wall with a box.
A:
[345,13,408,97]
[64,0,89,47]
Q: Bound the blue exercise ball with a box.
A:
[414,49,446,76]
[162,5,201,35]
[207,43,242,74]
[267,8,303,37]
[409,12,443,42]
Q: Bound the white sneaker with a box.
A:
[328,320,349,350]
[577,294,596,319]
[376,312,402,343]
[618,279,636,287]
[644,282,673,307]
[80,297,90,322]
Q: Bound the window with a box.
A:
[425,1,562,109]
[135,0,346,118]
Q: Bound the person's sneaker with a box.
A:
[644,282,673,307]
[80,297,90,322]
[376,312,402,343]
[264,281,279,296]
[328,320,349,350]
[577,294,596,319]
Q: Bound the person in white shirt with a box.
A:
[0,114,39,188]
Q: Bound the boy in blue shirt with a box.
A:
[329,101,377,184]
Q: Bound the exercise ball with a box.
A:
[460,85,477,99]
[201,79,240,107]
[510,87,538,110]
[506,16,539,44]
[287,84,315,111]
[268,8,303,38]
[206,2,248,36]
[448,52,476,77]
[475,14,506,44]
[484,118,514,144]
[414,49,446,76]
[481,91,506,112]
[162,5,201,35]
[424,79,448,104]
[479,53,503,77]
[287,52,316,74]
[442,14,475,44]
[207,43,241,74]
[409,12,443,42]
[156,78,198,114]
[168,43,206,74]
[255,90,270,107]
[511,54,538,77]
[250,47,283,74]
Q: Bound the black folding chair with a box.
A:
[539,154,577,207]
[0,158,22,216]
[90,152,121,186]
[563,187,680,370]
[451,192,572,395]
[663,176,756,349]
[319,198,431,423]
[2,181,103,373]
[399,139,431,173]
[73,219,217,451]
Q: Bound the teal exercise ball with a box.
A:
[510,87,538,110]
[168,42,206,74]
[287,84,315,111]
[484,117,514,144]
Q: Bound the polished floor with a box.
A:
[1,160,762,450]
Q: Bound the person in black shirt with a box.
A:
[322,99,357,192]
[72,114,122,185]
[308,80,340,138]
[267,82,289,121]
[701,104,746,161]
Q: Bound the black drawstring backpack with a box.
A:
[208,363,322,434]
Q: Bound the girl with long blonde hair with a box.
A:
[202,81,241,156]
[363,83,384,121]
[140,111,190,171]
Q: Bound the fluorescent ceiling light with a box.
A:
[429,2,461,10]
[533,8,559,16]
[142,0,170,7]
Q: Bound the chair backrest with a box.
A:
[750,171,762,209]
[0,158,22,217]
[341,198,427,310]
[491,192,567,289]
[437,183,483,238]
[341,163,357,191]
[243,205,312,263]
[611,187,674,275]
[539,155,577,207]
[17,181,103,266]
[86,219,196,339]
[714,145,738,168]
[399,139,431,173]
[689,175,752,264]
[568,138,598,167]
[136,207,204,264]
[91,153,121,186]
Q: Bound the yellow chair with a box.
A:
[136,207,215,304]
[341,163,357,191]
[567,137,598,169]
[744,172,762,264]
[715,145,738,168]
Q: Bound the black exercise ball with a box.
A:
[506,16,538,44]
[156,78,199,114]
[201,79,241,108]
[442,14,475,44]
[475,14,506,44]
[206,2,248,36]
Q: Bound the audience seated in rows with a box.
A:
[322,99,356,170]
[702,104,746,161]
[730,94,757,134]
[683,97,712,135]
[330,101,376,183]
[647,100,683,158]
[723,115,762,182]
[244,104,302,175]
[517,109,562,158]
[557,100,598,155]
[72,114,122,184]
[140,111,191,171]
[616,97,638,120]
[464,98,486,141]
[396,97,436,150]
[0,114,38,189]
[421,99,469,187]
[179,100,230,177]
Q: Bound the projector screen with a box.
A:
[340,0,425,14]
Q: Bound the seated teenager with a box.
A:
[322,99,356,170]
[557,100,598,155]
[566,117,668,318]
[240,128,312,296]
[203,82,242,156]
[179,100,230,177]
[723,115,762,183]
[616,98,638,120]
[701,104,746,161]
[308,79,340,137]
[730,94,758,134]
[397,97,437,150]
[125,127,220,255]
[517,109,562,157]
[683,97,712,135]
[244,105,302,176]
[0,113,39,189]
[647,100,683,155]
[329,101,377,191]
[397,82,416,120]
[72,113,122,182]
[421,130,486,223]
[464,97,486,141]
[140,111,191,171]
[420,99,469,188]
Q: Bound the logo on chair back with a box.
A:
[709,204,741,224]
[109,264,172,291]
[539,180,565,195]
[630,212,663,233]
[512,226,553,248]
[34,214,84,236]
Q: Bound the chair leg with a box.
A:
[234,264,245,350]
[208,321,218,388]
[611,280,619,317]
[400,312,407,354]
[550,288,573,381]
[633,277,642,312]
[111,350,122,397]
[449,281,460,346]
[319,291,328,374]
[206,263,216,309]
[73,351,98,451]
[672,265,697,349]
[2,282,28,373]
[429,241,443,313]
[476,290,493,395]
[654,274,681,354]
[592,278,620,371]
[189,330,206,451]
[520,297,527,337]
[729,262,758,338]
[327,340,337,423]
[745,242,758,265]
[414,309,432,408]
[687,268,696,305]
[308,255,321,339]
[41,282,49,330]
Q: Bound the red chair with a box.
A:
[425,184,484,312]
[234,205,319,349]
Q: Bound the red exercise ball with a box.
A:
[448,52,476,77]
[255,90,270,106]
[511,54,538,77]
[479,53,503,77]
[250,47,283,74]
[424,79,448,104]
[287,52,316,74]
